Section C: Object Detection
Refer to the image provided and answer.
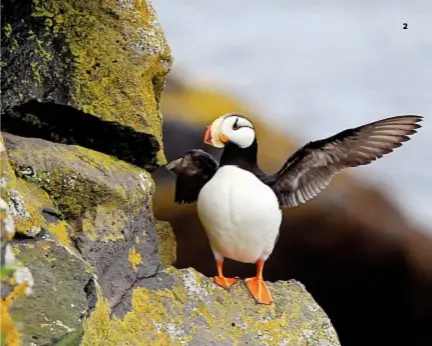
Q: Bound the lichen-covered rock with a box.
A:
[81,267,340,346]
[1,136,35,346]
[0,135,51,237]
[3,133,165,318]
[1,0,172,168]
[10,239,92,346]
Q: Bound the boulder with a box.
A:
[81,267,339,346]
[9,239,91,345]
[4,133,162,320]
[1,0,172,168]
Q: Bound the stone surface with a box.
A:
[10,240,91,346]
[81,267,340,346]
[1,0,172,168]
[4,133,163,317]
[1,135,35,346]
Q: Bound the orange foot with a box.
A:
[214,276,239,290]
[245,277,273,305]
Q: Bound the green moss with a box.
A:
[35,38,54,61]
[30,62,42,85]
[28,0,172,165]
[3,23,12,38]
[11,39,19,51]
[12,166,121,219]
[7,141,152,241]
[45,169,123,219]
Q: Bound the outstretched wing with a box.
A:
[269,115,423,207]
[165,149,219,204]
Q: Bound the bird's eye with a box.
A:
[232,118,240,130]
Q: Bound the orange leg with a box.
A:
[214,259,239,290]
[245,259,273,305]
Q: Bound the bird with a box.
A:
[165,113,423,305]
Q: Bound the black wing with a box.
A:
[268,115,423,207]
[165,149,219,204]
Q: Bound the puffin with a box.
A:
[166,113,423,305]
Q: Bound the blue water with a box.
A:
[153,0,432,232]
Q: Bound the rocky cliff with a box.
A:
[1,1,340,345]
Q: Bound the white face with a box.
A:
[207,113,255,149]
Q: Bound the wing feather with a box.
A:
[165,149,219,204]
[270,115,423,207]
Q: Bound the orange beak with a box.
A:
[204,126,212,145]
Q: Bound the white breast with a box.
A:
[197,165,282,264]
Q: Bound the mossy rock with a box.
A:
[0,133,52,236]
[1,0,172,168]
[11,239,92,345]
[81,267,340,346]
[4,133,150,220]
[3,133,167,317]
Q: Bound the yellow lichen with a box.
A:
[3,283,29,309]
[7,142,150,224]
[46,220,72,248]
[1,301,20,346]
[155,221,176,265]
[81,217,98,241]
[3,23,12,38]
[1,153,49,237]
[30,62,42,85]
[29,0,172,165]
[80,299,113,345]
[1,259,31,346]
[128,247,142,272]
[81,268,340,345]
[81,206,128,242]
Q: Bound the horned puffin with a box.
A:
[166,113,423,305]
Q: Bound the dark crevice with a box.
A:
[2,100,161,170]
[110,264,161,315]
[11,232,37,240]
[71,234,85,256]
[41,207,62,222]
[83,276,97,318]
